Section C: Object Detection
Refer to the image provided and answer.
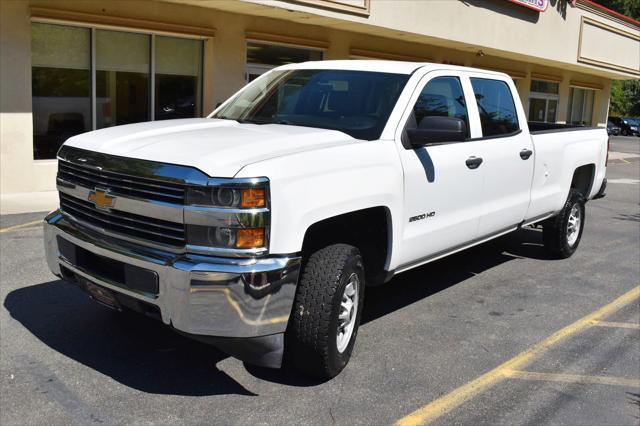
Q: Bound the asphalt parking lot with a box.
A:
[1,137,639,425]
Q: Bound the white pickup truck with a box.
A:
[44,61,608,378]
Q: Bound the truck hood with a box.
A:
[64,118,355,177]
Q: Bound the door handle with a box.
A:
[466,156,483,169]
[520,149,533,160]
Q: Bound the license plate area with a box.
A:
[57,236,159,297]
[80,277,121,309]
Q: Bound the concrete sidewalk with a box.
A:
[0,191,57,215]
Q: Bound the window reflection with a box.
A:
[246,42,323,82]
[567,87,595,126]
[31,23,91,160]
[96,30,150,128]
[470,78,519,136]
[412,76,469,137]
[155,36,202,120]
[31,23,203,159]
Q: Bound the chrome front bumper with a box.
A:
[44,210,301,340]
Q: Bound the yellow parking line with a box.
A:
[395,286,640,426]
[590,320,640,330]
[504,370,640,388]
[0,220,42,234]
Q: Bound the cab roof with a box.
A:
[276,60,508,78]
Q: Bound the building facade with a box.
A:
[1,0,638,204]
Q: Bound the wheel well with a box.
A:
[301,207,391,285]
[571,164,595,199]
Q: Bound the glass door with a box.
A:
[566,87,595,125]
[528,80,559,123]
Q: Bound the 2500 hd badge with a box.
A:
[409,211,436,222]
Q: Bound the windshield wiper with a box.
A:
[212,116,267,125]
[236,118,267,125]
[236,118,294,125]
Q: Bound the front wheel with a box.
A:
[285,244,365,378]
[542,189,586,259]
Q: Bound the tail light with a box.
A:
[606,137,610,167]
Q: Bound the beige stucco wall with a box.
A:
[216,0,639,79]
[0,0,634,195]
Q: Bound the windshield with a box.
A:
[213,69,410,140]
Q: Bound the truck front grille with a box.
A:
[59,192,186,247]
[58,160,185,204]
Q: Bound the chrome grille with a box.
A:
[59,192,186,247]
[58,160,185,204]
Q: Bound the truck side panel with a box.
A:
[526,128,607,221]
[235,139,405,269]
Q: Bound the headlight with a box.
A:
[186,186,266,208]
[185,180,269,252]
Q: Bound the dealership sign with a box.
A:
[508,0,548,12]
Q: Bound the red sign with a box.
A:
[508,0,548,12]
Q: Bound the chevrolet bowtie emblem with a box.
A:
[88,189,115,209]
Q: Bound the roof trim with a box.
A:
[30,7,216,38]
[577,0,640,28]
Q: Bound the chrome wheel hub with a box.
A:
[566,204,581,246]
[336,273,359,353]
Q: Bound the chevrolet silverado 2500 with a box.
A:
[44,61,608,378]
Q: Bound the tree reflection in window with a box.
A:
[413,76,469,138]
[471,78,519,137]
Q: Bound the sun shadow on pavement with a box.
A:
[4,228,549,390]
[246,227,549,385]
[361,228,546,325]
[615,213,640,223]
[3,280,256,396]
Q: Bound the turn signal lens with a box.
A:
[236,228,265,248]
[241,188,266,208]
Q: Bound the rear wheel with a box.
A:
[542,189,585,259]
[285,244,365,378]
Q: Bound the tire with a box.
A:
[286,244,365,378]
[622,129,629,136]
[542,189,586,259]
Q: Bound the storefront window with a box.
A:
[96,30,150,128]
[31,23,91,160]
[566,87,595,126]
[31,23,203,159]
[528,79,559,123]
[530,80,559,94]
[246,42,323,82]
[155,36,202,120]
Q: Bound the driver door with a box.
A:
[395,71,486,269]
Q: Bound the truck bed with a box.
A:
[528,122,596,134]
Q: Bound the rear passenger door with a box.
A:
[468,76,534,238]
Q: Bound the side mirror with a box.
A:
[407,116,467,147]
